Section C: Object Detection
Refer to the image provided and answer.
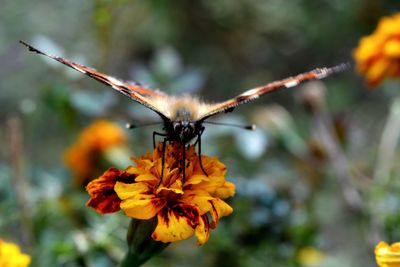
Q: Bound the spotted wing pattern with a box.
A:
[199,64,349,120]
[20,41,168,118]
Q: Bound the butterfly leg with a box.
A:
[160,138,168,180]
[153,131,169,181]
[196,127,208,177]
[182,141,186,181]
[153,131,168,149]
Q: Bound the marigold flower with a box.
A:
[64,119,127,185]
[353,13,400,87]
[0,239,31,267]
[375,241,400,267]
[86,142,235,245]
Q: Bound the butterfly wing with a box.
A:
[198,64,348,120]
[20,41,169,119]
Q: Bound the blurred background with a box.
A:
[1,0,400,266]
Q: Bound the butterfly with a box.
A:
[20,40,347,175]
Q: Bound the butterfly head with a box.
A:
[162,107,201,143]
[171,120,198,143]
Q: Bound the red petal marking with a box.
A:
[151,232,158,240]
[158,204,200,228]
[86,167,136,213]
[196,214,211,245]
[175,204,200,229]
[158,208,170,226]
[209,200,218,228]
[151,197,167,211]
[201,214,210,234]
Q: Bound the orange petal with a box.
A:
[86,167,133,214]
[151,204,200,243]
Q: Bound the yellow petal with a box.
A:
[185,174,210,186]
[0,240,31,267]
[115,182,165,219]
[214,181,236,199]
[134,158,155,173]
[384,39,400,57]
[169,178,183,191]
[156,186,184,195]
[189,175,234,198]
[209,198,233,228]
[135,173,158,183]
[152,204,199,243]
[114,182,149,200]
[195,215,211,246]
[376,241,400,267]
[125,166,139,175]
[182,189,213,214]
[366,58,391,86]
[353,36,375,62]
[193,155,227,177]
[377,15,400,36]
[160,167,180,187]
[120,197,165,219]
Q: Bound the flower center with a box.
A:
[158,188,182,207]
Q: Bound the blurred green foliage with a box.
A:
[1,0,400,266]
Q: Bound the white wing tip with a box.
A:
[317,63,350,79]
[285,80,300,88]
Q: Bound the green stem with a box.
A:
[118,249,143,267]
[118,218,169,267]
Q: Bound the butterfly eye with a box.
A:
[173,123,183,133]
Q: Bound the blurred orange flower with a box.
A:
[353,13,400,87]
[64,119,127,185]
[86,142,235,245]
[0,239,31,267]
[375,241,400,267]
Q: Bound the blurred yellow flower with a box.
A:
[87,142,235,245]
[375,241,400,267]
[297,246,325,266]
[64,119,127,185]
[353,13,400,87]
[0,239,31,267]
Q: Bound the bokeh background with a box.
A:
[1,1,400,266]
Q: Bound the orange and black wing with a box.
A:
[20,41,168,119]
[198,64,348,120]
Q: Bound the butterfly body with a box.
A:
[20,41,347,146]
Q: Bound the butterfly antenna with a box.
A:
[126,122,163,129]
[203,121,256,131]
